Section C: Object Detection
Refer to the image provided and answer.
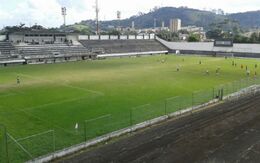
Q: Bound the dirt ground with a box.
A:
[54,92,260,163]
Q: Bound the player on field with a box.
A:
[206,70,209,75]
[176,65,180,72]
[246,70,250,76]
[17,76,20,84]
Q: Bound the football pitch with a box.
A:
[1,54,260,162]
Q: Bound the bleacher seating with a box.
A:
[79,40,167,54]
[0,41,16,58]
[15,43,92,58]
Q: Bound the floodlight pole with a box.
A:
[117,11,121,31]
[95,0,100,35]
[61,7,67,26]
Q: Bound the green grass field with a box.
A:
[1,54,260,162]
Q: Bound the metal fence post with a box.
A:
[84,122,87,142]
[130,109,133,126]
[164,100,167,115]
[3,125,9,163]
[212,88,215,99]
[52,130,55,154]
[0,124,9,163]
[192,92,194,109]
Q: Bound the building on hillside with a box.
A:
[181,26,206,41]
[181,26,204,33]
[169,19,181,33]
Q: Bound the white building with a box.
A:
[181,26,204,33]
[170,19,181,33]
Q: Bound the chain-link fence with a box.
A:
[3,76,260,162]
[84,114,112,141]
[0,125,8,163]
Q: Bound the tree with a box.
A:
[233,34,249,43]
[206,29,223,39]
[108,29,121,35]
[157,30,179,41]
[250,32,259,43]
[188,34,200,42]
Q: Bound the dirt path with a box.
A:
[54,93,260,163]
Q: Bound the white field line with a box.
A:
[21,96,90,112]
[0,94,91,114]
[18,109,78,135]
[7,133,33,159]
[85,114,111,123]
[1,96,90,134]
[0,93,17,98]
[63,84,104,96]
[15,73,105,96]
[16,130,54,142]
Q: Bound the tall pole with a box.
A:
[95,0,99,35]
[61,7,67,26]
[117,11,121,31]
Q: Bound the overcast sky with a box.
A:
[0,0,259,28]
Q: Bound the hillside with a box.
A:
[228,10,260,28]
[68,7,260,32]
[80,7,227,30]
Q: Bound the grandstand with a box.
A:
[79,39,168,55]
[15,43,94,64]
[0,32,169,66]
[0,41,16,58]
[0,41,25,66]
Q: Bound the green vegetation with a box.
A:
[188,34,200,42]
[0,55,260,162]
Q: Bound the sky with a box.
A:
[0,0,260,28]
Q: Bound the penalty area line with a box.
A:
[15,73,105,96]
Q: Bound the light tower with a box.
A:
[95,0,100,35]
[61,7,67,26]
[117,11,121,20]
[117,11,121,30]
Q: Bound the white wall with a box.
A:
[137,35,143,40]
[78,34,155,41]
[144,35,150,40]
[79,35,89,40]
[110,35,119,40]
[150,34,155,39]
[100,35,109,40]
[128,35,136,40]
[89,35,99,40]
[120,35,128,40]
[0,35,6,41]
[9,35,24,43]
[67,35,79,42]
